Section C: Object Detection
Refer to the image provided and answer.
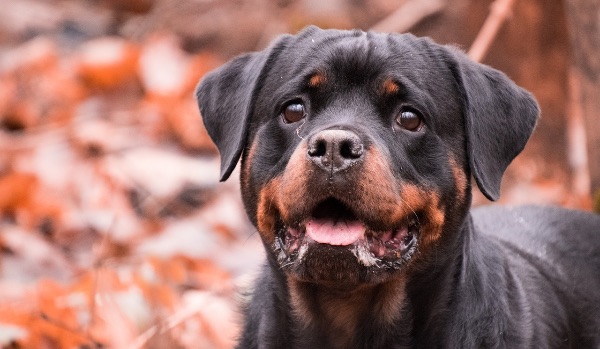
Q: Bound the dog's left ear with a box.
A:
[195,36,291,181]
[449,49,540,201]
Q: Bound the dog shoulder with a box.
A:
[472,205,600,264]
[469,205,600,345]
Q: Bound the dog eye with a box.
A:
[396,110,423,131]
[282,102,306,123]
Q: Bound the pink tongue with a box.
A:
[306,219,364,246]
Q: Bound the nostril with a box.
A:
[340,140,363,159]
[308,139,327,157]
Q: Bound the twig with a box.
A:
[566,67,591,201]
[88,215,117,335]
[468,0,518,62]
[370,0,447,33]
[37,312,101,346]
[128,294,212,349]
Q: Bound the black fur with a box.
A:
[196,27,600,348]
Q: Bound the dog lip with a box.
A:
[280,219,418,260]
[276,198,420,269]
[365,223,417,259]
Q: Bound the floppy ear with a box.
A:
[195,37,290,181]
[450,50,540,201]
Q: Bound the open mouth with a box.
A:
[275,198,419,269]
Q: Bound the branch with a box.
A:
[468,0,518,62]
[369,0,447,33]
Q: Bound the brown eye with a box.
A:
[282,102,306,123]
[396,110,423,131]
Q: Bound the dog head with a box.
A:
[196,27,539,286]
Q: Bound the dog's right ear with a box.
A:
[195,37,290,181]
[447,48,539,201]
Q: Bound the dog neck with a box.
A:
[288,277,408,349]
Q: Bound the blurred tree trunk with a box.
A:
[564,0,600,211]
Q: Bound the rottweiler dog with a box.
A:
[196,27,600,348]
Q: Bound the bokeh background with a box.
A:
[0,0,598,348]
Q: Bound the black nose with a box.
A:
[307,129,364,173]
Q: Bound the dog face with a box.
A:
[196,27,539,286]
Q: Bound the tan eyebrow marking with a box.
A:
[308,72,326,88]
[382,78,400,95]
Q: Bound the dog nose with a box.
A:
[307,129,364,173]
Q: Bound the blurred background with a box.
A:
[0,0,598,348]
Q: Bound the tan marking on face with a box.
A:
[382,78,400,95]
[354,148,445,242]
[308,72,326,88]
[276,142,311,221]
[256,177,282,244]
[255,143,311,242]
[241,136,260,193]
[449,156,468,203]
[399,183,445,251]
[351,148,404,223]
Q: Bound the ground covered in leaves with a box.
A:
[0,24,269,349]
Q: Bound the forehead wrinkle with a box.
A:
[394,75,438,114]
[282,31,392,92]
[289,30,365,75]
